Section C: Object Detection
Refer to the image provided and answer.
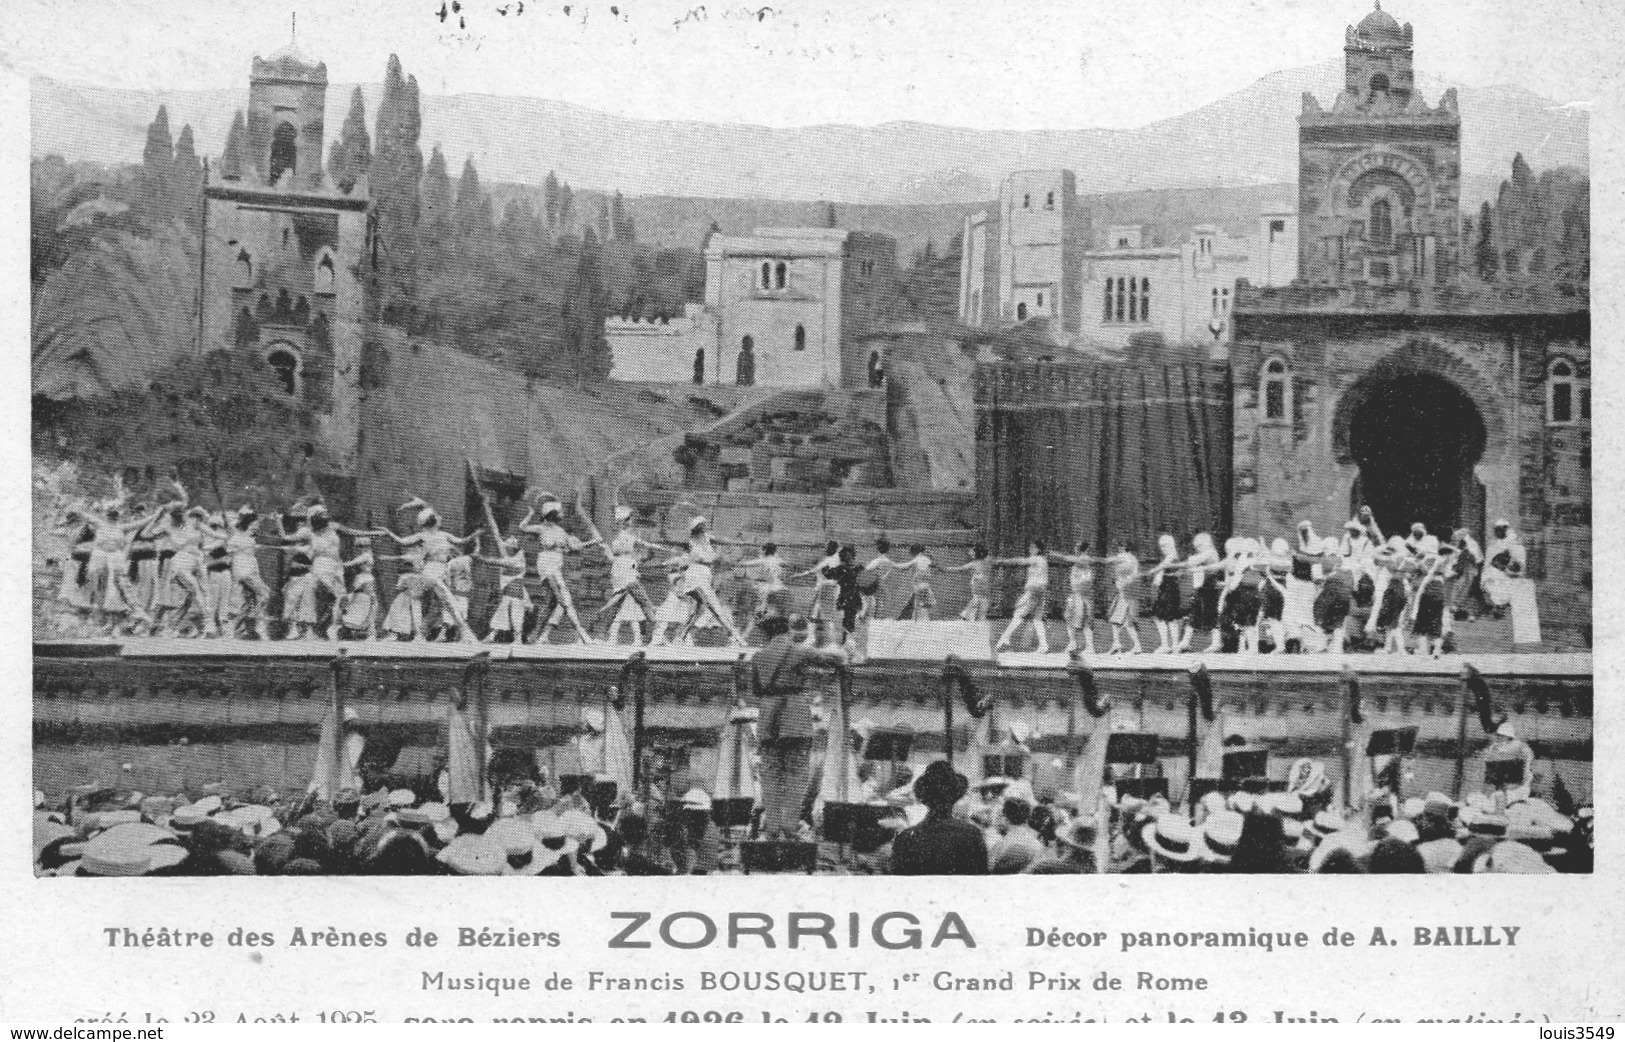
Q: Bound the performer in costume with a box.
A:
[859,538,897,621]
[793,540,842,633]
[1148,533,1184,654]
[379,546,433,641]
[336,572,379,641]
[592,505,662,643]
[1049,542,1099,655]
[894,543,936,621]
[384,501,478,643]
[1174,532,1222,653]
[1261,538,1290,653]
[280,503,387,640]
[1410,537,1450,658]
[481,537,532,643]
[1312,539,1356,654]
[673,517,748,647]
[949,543,992,623]
[1371,536,1414,655]
[993,540,1050,654]
[151,505,209,636]
[226,505,272,639]
[1105,540,1144,654]
[516,497,598,645]
[1481,520,1526,616]
[1281,521,1322,650]
[735,541,789,639]
[200,513,235,638]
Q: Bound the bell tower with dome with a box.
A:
[1296,1,1461,287]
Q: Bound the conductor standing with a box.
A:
[753,614,847,840]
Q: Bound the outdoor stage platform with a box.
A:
[33,626,1593,799]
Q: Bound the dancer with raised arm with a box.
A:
[516,495,598,645]
[1050,541,1099,655]
[593,505,664,644]
[150,505,209,637]
[993,540,1050,654]
[384,499,478,643]
[226,505,272,639]
[673,516,748,647]
[200,513,235,638]
[280,503,388,640]
[949,543,992,623]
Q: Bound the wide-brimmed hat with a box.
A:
[580,706,606,732]
[680,787,712,811]
[1141,817,1202,863]
[540,500,563,519]
[1480,840,1554,874]
[80,823,188,876]
[558,809,607,853]
[1417,837,1465,873]
[1198,810,1245,864]
[217,805,281,839]
[1308,809,1347,839]
[1383,819,1420,845]
[1459,808,1509,837]
[688,515,708,533]
[614,505,634,523]
[435,833,505,876]
[977,776,1012,795]
[388,789,417,809]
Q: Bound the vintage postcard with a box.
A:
[7,0,1621,1026]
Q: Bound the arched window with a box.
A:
[234,250,253,289]
[1369,199,1393,246]
[1547,358,1585,424]
[269,122,298,185]
[1115,277,1126,322]
[1036,291,1044,308]
[1016,302,1028,321]
[793,324,806,351]
[736,335,755,387]
[1022,193,1031,209]
[760,262,772,290]
[1261,357,1290,422]
[1128,278,1137,321]
[1369,73,1390,95]
[774,261,787,290]
[293,296,310,326]
[1103,282,1113,322]
[693,347,705,385]
[1045,191,1055,209]
[265,346,300,396]
[315,253,336,293]
[1212,287,1220,316]
[1140,277,1151,321]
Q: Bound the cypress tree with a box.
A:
[170,124,204,229]
[139,105,175,227]
[327,87,372,190]
[371,55,424,323]
[1475,200,1498,280]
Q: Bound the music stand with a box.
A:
[1485,758,1525,799]
[1364,728,1418,757]
[1222,749,1269,794]
[739,840,818,874]
[558,773,593,797]
[822,802,890,846]
[1107,733,1160,765]
[865,729,913,793]
[982,751,1028,781]
[711,797,755,830]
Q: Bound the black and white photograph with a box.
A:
[8,0,1622,1026]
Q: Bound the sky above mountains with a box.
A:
[5,0,1620,130]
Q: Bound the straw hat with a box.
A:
[614,505,634,524]
[80,823,187,877]
[680,787,712,811]
[1141,817,1202,863]
[437,833,507,876]
[1198,810,1245,864]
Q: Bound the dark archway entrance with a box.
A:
[1347,373,1486,539]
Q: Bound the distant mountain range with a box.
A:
[32,58,1586,208]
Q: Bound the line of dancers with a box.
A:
[45,474,1533,654]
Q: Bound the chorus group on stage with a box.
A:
[43,472,1537,654]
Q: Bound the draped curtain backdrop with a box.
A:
[976,361,1233,614]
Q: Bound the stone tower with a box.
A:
[199,41,371,492]
[1297,2,1461,287]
